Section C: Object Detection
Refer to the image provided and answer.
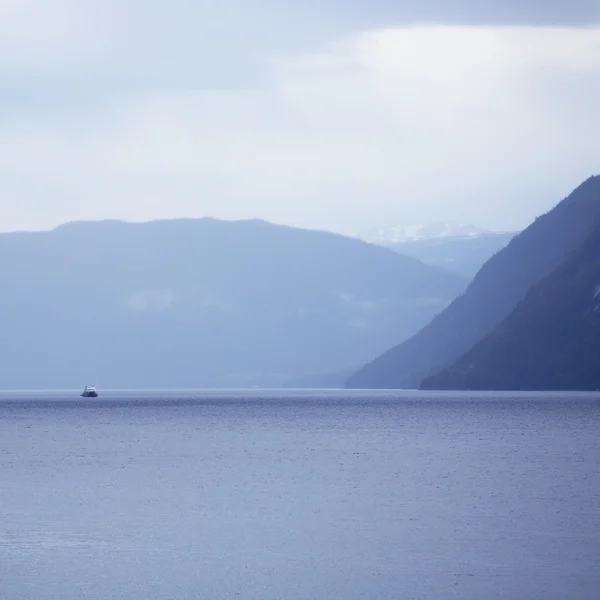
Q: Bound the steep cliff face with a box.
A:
[346,175,600,389]
[422,220,600,391]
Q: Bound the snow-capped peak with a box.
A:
[356,222,498,245]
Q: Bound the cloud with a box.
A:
[2,1,598,87]
[0,0,358,87]
[1,22,600,234]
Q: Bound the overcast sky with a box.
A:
[1,0,600,234]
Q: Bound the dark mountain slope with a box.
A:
[422,220,600,390]
[346,175,600,389]
[0,218,465,389]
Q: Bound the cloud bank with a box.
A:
[1,2,600,233]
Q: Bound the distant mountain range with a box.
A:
[347,175,600,390]
[0,218,466,389]
[356,222,516,277]
[358,222,495,244]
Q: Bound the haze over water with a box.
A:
[1,390,599,600]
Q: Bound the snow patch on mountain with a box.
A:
[356,222,505,245]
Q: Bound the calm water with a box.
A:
[1,390,600,600]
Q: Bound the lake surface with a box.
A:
[1,390,599,600]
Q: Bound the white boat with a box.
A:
[81,386,98,398]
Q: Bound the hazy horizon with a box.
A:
[0,213,521,237]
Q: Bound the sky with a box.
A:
[1,0,600,235]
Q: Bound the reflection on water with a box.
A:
[1,391,600,600]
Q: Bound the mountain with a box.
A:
[346,175,600,389]
[422,219,600,390]
[386,232,516,277]
[0,218,466,389]
[358,221,492,244]
[357,222,516,277]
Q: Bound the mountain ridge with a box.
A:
[357,221,509,245]
[346,175,600,389]
[355,222,516,276]
[422,217,600,391]
[0,217,465,389]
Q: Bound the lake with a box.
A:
[1,390,599,599]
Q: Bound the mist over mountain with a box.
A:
[281,366,358,389]
[358,222,492,245]
[0,218,465,389]
[346,175,600,389]
[423,219,600,390]
[357,223,516,276]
